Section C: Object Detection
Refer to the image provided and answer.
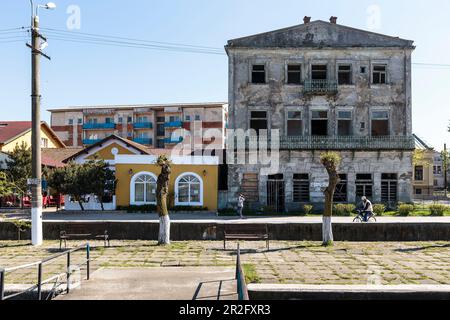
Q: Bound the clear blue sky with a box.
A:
[1,0,449,151]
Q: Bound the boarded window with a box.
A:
[287,65,302,84]
[252,64,266,84]
[293,174,310,202]
[356,174,373,200]
[371,111,389,136]
[381,173,398,205]
[287,111,302,136]
[337,111,352,136]
[373,65,387,84]
[338,65,352,85]
[250,111,268,134]
[311,111,328,136]
[334,174,348,203]
[312,65,327,80]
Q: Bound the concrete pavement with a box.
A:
[57,267,237,300]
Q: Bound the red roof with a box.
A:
[0,121,33,144]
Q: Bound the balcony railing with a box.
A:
[133,138,153,145]
[133,122,153,129]
[245,135,415,151]
[82,139,102,145]
[164,121,183,128]
[304,79,338,94]
[164,137,184,144]
[83,123,116,130]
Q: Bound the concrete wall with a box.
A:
[1,221,449,242]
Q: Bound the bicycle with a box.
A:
[353,209,377,223]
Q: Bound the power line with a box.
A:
[40,27,224,52]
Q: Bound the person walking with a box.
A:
[237,193,245,219]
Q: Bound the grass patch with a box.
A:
[242,263,261,284]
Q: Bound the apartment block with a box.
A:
[49,102,228,150]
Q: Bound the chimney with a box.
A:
[303,16,311,24]
[330,16,338,24]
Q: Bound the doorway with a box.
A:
[267,174,285,213]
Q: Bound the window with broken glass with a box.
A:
[286,111,302,136]
[356,174,373,200]
[287,64,302,84]
[338,65,352,85]
[251,64,266,84]
[372,65,387,84]
[333,174,348,203]
[250,111,268,136]
[337,111,352,136]
[371,111,389,136]
[293,174,310,202]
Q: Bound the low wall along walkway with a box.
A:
[0,221,449,241]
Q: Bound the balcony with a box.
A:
[164,137,184,144]
[164,121,183,129]
[83,123,116,130]
[133,137,153,145]
[82,139,102,145]
[304,80,338,95]
[245,136,415,151]
[133,122,153,129]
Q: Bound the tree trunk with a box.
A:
[158,215,170,245]
[322,216,333,244]
[100,199,104,211]
[77,198,84,211]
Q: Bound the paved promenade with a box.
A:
[2,211,450,223]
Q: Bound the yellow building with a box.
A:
[413,134,435,197]
[0,121,65,152]
[63,134,219,211]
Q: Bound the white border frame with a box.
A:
[130,171,158,205]
[174,172,203,206]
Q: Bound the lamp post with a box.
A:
[29,1,56,246]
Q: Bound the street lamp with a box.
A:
[29,1,56,246]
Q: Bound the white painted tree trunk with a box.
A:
[322,216,333,244]
[158,215,170,245]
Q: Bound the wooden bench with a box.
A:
[60,223,110,249]
[223,224,270,250]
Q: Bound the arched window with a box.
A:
[175,173,203,206]
[130,172,157,205]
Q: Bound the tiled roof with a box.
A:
[0,121,33,144]
[42,148,83,167]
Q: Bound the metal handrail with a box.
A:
[235,243,249,301]
[0,243,90,300]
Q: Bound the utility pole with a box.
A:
[28,1,55,246]
[445,144,448,198]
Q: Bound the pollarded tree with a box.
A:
[320,152,342,246]
[156,155,172,245]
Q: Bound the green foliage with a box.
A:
[4,142,31,194]
[303,204,314,215]
[398,204,415,216]
[48,160,116,211]
[428,204,448,216]
[320,152,342,169]
[323,240,334,247]
[242,264,261,284]
[0,171,12,198]
[373,204,387,216]
[9,219,31,240]
[412,149,432,167]
[333,204,355,216]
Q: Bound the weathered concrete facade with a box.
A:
[225,19,415,211]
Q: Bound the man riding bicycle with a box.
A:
[360,196,374,222]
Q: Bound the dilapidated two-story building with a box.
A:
[225,17,415,211]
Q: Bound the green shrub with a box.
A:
[428,204,448,216]
[373,204,386,216]
[398,204,414,216]
[333,204,355,216]
[303,204,313,215]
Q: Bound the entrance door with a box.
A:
[267,174,285,213]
